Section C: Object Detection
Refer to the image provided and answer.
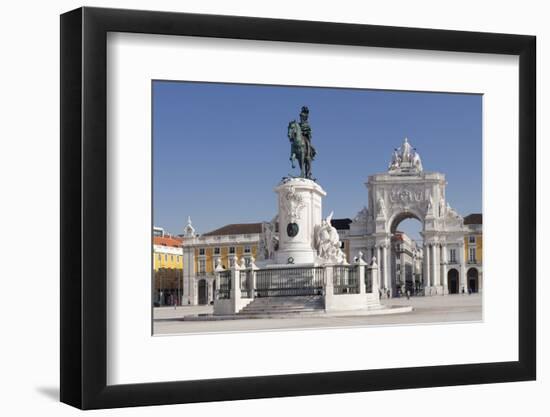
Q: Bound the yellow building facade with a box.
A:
[194,244,259,274]
[180,221,262,305]
[153,234,184,306]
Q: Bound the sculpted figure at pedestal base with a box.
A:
[315,211,346,264]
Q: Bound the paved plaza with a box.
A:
[153,293,482,335]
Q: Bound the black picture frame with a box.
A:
[60,6,536,410]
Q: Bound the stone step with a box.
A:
[245,301,322,308]
[242,305,322,311]
[241,308,322,315]
[247,296,322,302]
[238,295,324,316]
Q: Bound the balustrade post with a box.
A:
[356,251,367,295]
[249,256,258,300]
[369,256,380,299]
[230,255,241,303]
[324,265,334,295]
[323,264,334,312]
[214,258,224,300]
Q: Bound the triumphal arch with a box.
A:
[349,138,469,296]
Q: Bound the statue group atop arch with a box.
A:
[388,137,423,174]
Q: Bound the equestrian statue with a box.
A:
[287,106,317,179]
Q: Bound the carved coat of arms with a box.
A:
[282,185,306,222]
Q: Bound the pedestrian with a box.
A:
[386,289,390,299]
[406,289,410,300]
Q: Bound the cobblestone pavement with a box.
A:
[153,293,482,335]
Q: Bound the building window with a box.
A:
[340,241,345,249]
[229,246,235,254]
[198,259,206,273]
[244,245,251,253]
[199,248,205,256]
[214,247,220,255]
[469,247,476,263]
[165,254,168,261]
[229,257,235,267]
[171,255,173,262]
[245,257,251,267]
[469,235,476,244]
[157,254,161,261]
[449,249,456,263]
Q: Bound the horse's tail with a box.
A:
[310,144,317,159]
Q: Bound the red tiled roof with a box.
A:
[153,236,182,247]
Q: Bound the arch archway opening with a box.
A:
[198,279,208,305]
[447,268,459,294]
[389,215,424,297]
[467,268,479,293]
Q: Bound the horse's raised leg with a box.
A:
[290,153,296,169]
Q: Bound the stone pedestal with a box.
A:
[274,177,326,265]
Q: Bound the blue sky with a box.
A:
[153,81,482,240]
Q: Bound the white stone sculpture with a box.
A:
[439,197,446,217]
[388,137,423,174]
[426,194,434,216]
[377,197,387,218]
[260,219,279,260]
[315,211,346,264]
[412,151,423,171]
[282,184,306,221]
[354,206,369,223]
[388,148,401,170]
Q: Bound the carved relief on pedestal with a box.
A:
[281,185,306,222]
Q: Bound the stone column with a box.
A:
[459,242,466,294]
[182,245,195,305]
[442,244,448,294]
[411,254,416,291]
[382,244,390,296]
[376,245,382,281]
[434,244,440,288]
[425,243,431,290]
[432,243,439,291]
[399,251,405,291]
[208,279,214,303]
